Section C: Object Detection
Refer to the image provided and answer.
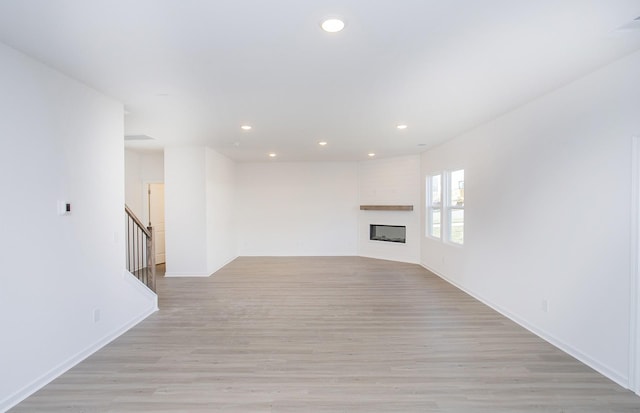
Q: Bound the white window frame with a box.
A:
[426,173,442,239]
[426,169,464,246]
[445,169,464,246]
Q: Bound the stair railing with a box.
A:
[125,205,156,292]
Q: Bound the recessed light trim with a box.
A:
[321,18,345,33]
[397,124,408,130]
[269,153,277,158]
[318,141,328,146]
[241,125,252,131]
[368,153,376,157]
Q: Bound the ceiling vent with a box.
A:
[124,135,155,141]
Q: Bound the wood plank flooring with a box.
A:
[11,257,640,412]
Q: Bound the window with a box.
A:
[447,169,464,245]
[426,169,464,245]
[426,174,442,238]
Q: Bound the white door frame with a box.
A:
[630,136,640,395]
[144,181,166,264]
[142,180,163,227]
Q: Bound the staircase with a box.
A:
[125,205,156,292]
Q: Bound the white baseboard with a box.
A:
[358,253,419,264]
[0,304,157,412]
[420,262,629,390]
[123,270,159,306]
[209,255,239,276]
[164,255,239,277]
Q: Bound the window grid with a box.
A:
[426,174,442,239]
[426,170,464,245]
[446,169,464,245]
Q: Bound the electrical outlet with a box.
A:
[541,299,549,313]
[93,309,101,323]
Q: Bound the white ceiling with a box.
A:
[0,0,639,161]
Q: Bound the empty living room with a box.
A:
[2,1,640,412]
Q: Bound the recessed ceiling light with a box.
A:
[318,141,328,146]
[368,153,376,157]
[397,124,408,130]
[321,18,345,33]
[269,153,277,158]
[241,125,252,131]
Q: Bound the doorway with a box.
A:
[148,183,165,265]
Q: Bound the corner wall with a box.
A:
[164,147,208,275]
[358,155,421,263]
[420,50,640,387]
[0,43,157,411]
[164,146,237,276]
[206,148,237,274]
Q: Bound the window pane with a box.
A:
[431,175,441,206]
[450,169,464,207]
[449,209,464,244]
[430,209,441,238]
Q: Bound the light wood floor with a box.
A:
[12,257,640,412]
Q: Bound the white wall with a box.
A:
[358,155,421,263]
[237,162,358,256]
[125,150,144,219]
[206,148,237,274]
[420,50,640,387]
[124,149,164,224]
[164,147,209,276]
[0,43,157,411]
[164,146,237,276]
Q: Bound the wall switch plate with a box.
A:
[57,201,71,216]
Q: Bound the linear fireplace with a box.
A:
[370,224,406,243]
